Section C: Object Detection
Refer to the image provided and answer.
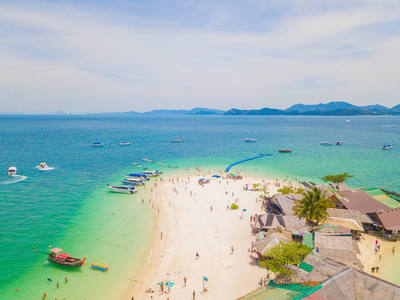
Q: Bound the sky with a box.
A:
[1,0,400,114]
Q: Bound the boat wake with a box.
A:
[381,125,397,127]
[1,175,28,185]
[35,167,55,171]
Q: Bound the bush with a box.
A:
[258,241,313,277]
[230,203,239,210]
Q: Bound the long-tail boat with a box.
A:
[279,149,293,153]
[48,247,86,267]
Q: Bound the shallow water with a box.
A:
[1,114,399,299]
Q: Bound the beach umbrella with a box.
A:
[256,231,267,240]
[251,252,262,259]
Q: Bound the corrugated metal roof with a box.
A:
[335,190,390,213]
[363,188,400,209]
[370,208,400,230]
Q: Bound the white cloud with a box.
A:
[0,1,400,113]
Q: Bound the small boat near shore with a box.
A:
[320,142,333,146]
[107,185,137,193]
[124,173,150,181]
[48,247,86,267]
[143,170,160,177]
[91,142,104,147]
[119,142,131,146]
[279,149,292,153]
[244,138,257,142]
[8,167,17,176]
[120,178,145,185]
[382,145,392,150]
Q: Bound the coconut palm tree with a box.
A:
[292,187,335,228]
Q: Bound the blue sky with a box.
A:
[1,0,400,113]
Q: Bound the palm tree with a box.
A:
[292,187,335,227]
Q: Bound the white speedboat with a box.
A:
[35,162,54,170]
[143,170,159,177]
[107,185,137,193]
[123,173,150,181]
[382,145,392,150]
[120,178,145,186]
[91,142,104,147]
[244,138,257,142]
[8,167,17,176]
[132,163,138,166]
[119,142,131,146]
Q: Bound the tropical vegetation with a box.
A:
[292,187,335,226]
[258,241,313,277]
[321,173,354,189]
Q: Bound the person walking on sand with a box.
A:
[393,247,396,254]
[160,232,163,240]
[379,254,381,262]
[231,246,234,254]
[184,276,187,287]
[193,290,196,299]
[196,252,199,259]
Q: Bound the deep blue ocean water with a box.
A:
[0,114,399,299]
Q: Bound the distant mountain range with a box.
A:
[144,108,226,115]
[21,102,400,116]
[225,101,400,116]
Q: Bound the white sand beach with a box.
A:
[132,173,287,299]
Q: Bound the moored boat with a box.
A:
[48,247,86,267]
[143,170,160,177]
[336,141,343,145]
[124,173,150,181]
[382,145,392,150]
[120,177,145,186]
[320,142,332,146]
[244,138,257,142]
[119,142,131,146]
[107,185,137,193]
[171,139,183,143]
[91,142,104,147]
[8,167,17,176]
[279,150,292,153]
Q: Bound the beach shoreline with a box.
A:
[131,169,297,299]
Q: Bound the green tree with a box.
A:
[321,172,354,190]
[292,187,335,226]
[277,186,295,194]
[258,241,313,277]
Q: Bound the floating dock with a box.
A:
[224,153,272,172]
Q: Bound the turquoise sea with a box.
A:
[1,115,399,299]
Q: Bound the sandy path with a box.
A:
[132,174,281,299]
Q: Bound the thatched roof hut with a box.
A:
[273,254,348,285]
[253,236,288,255]
[269,193,303,216]
[254,213,311,232]
[314,233,359,253]
[304,268,400,300]
[315,223,351,234]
